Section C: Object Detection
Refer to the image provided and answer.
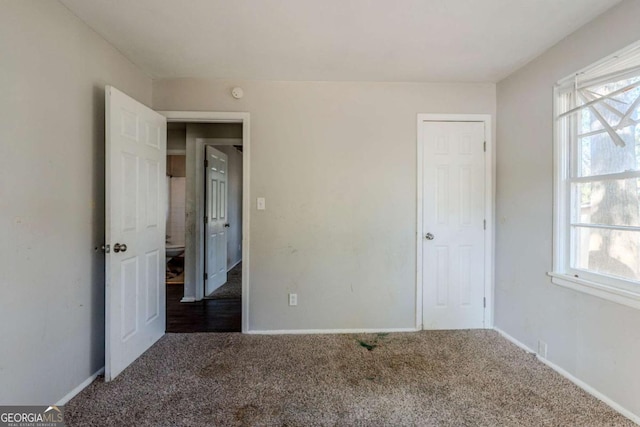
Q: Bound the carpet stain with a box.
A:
[356,339,377,351]
[234,404,261,426]
[355,332,389,351]
[384,351,429,372]
[64,330,636,427]
[199,359,232,377]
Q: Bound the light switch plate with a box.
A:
[257,197,266,210]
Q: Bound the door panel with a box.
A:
[205,146,228,295]
[146,160,160,227]
[145,250,160,322]
[106,86,166,381]
[120,257,138,340]
[220,182,226,219]
[422,121,485,330]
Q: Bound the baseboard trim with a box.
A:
[180,296,196,303]
[56,367,104,406]
[247,327,419,335]
[494,327,536,354]
[494,327,640,425]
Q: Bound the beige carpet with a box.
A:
[65,330,633,426]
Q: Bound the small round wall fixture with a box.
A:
[231,87,244,99]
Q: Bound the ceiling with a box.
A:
[60,0,621,83]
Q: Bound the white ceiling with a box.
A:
[60,0,621,83]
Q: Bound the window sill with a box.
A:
[547,272,640,310]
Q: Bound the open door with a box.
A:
[205,145,229,296]
[105,86,166,381]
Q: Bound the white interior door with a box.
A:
[422,121,485,330]
[205,145,228,295]
[105,86,166,381]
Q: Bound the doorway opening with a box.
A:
[105,87,250,380]
[162,116,249,333]
[165,122,187,287]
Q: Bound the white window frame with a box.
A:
[550,42,640,310]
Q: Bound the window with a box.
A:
[551,41,640,308]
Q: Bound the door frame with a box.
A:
[158,111,250,333]
[416,114,494,330]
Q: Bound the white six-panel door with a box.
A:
[205,145,229,296]
[422,121,485,330]
[105,86,166,381]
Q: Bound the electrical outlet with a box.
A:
[288,293,297,306]
[537,340,548,359]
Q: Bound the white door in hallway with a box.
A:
[205,145,229,295]
[422,121,486,329]
[105,86,166,381]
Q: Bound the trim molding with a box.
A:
[159,111,250,333]
[167,149,186,155]
[548,272,640,310]
[494,327,640,425]
[198,137,243,146]
[247,327,419,335]
[494,327,535,353]
[56,367,104,406]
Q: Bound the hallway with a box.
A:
[166,264,242,332]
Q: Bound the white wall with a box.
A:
[154,79,496,330]
[0,0,151,404]
[214,145,243,269]
[495,0,640,419]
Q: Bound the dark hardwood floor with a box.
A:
[166,284,241,333]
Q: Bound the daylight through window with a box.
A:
[553,41,640,304]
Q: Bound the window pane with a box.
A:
[575,75,640,178]
[571,226,640,281]
[572,178,640,226]
[577,131,640,177]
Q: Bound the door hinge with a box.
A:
[483,141,486,152]
[204,216,208,224]
[204,159,209,168]
[483,297,486,308]
[204,273,208,281]
[483,219,486,230]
